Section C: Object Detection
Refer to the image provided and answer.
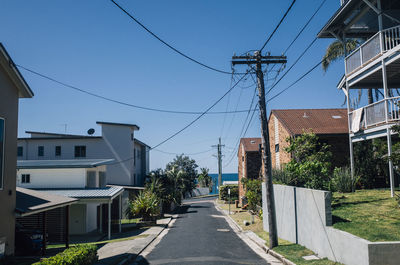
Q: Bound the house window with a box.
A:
[275,144,279,153]
[38,146,44,157]
[0,118,4,190]
[55,146,61,156]
[74,146,86,158]
[21,174,30,184]
[134,149,136,166]
[17,146,23,157]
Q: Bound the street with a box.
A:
[134,197,276,265]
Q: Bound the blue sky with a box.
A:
[1,0,352,173]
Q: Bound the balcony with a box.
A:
[349,96,400,133]
[345,25,400,75]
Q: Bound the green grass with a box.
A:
[216,200,340,265]
[121,218,141,224]
[332,189,400,242]
[47,234,149,249]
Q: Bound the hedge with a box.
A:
[33,244,97,265]
[219,185,238,201]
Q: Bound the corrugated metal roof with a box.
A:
[38,186,124,199]
[17,159,114,169]
[271,108,349,135]
[16,187,77,217]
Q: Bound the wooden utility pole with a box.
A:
[212,137,225,192]
[232,51,286,248]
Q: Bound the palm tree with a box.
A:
[322,39,376,105]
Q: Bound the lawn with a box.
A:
[216,201,340,265]
[332,189,400,242]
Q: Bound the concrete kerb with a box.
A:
[115,216,174,265]
[214,200,296,265]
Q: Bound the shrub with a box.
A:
[219,185,238,201]
[242,178,262,212]
[272,168,296,185]
[130,191,160,221]
[331,167,359,193]
[33,244,97,265]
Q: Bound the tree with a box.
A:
[322,39,379,105]
[284,132,332,190]
[166,155,198,197]
[197,167,212,188]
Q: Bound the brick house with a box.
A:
[237,138,262,205]
[268,108,350,169]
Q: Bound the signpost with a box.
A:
[228,188,231,215]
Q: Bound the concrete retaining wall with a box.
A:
[262,184,400,265]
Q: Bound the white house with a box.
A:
[17,121,150,187]
[16,159,123,239]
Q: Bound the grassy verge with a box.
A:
[121,218,141,224]
[332,189,400,242]
[47,233,149,249]
[217,200,340,265]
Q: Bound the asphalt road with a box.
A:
[135,197,270,265]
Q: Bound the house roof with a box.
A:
[38,186,124,200]
[96,121,139,130]
[17,159,114,169]
[239,138,262,153]
[0,43,34,98]
[23,131,102,139]
[270,109,349,135]
[16,187,77,217]
[134,138,151,148]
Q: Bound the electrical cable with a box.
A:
[17,64,251,115]
[153,148,213,156]
[110,0,245,75]
[260,0,297,52]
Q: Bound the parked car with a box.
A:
[15,222,43,255]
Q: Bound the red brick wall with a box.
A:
[268,113,292,170]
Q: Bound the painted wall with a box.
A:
[17,168,87,189]
[17,124,149,186]
[262,184,400,265]
[0,59,19,256]
[86,203,99,233]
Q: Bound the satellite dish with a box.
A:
[87,128,95,135]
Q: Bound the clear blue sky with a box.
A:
[1,0,350,173]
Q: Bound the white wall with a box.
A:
[17,168,87,189]
[86,203,99,233]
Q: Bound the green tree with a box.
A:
[197,167,212,188]
[284,132,332,190]
[166,155,198,197]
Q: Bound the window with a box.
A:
[134,149,136,166]
[55,146,61,156]
[275,144,279,153]
[38,146,44,157]
[21,174,30,184]
[74,146,86,158]
[0,118,4,190]
[17,146,23,157]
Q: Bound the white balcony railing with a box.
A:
[345,25,400,74]
[349,96,400,133]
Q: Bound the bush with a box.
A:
[331,167,359,193]
[219,185,238,201]
[33,244,97,265]
[242,178,262,212]
[130,191,160,221]
[272,168,296,185]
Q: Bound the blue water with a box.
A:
[209,173,238,194]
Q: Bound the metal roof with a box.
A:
[16,187,77,217]
[96,121,140,130]
[17,159,114,169]
[38,186,124,200]
[24,131,102,139]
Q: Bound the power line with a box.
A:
[267,37,317,95]
[151,72,249,149]
[17,64,251,115]
[260,0,297,52]
[153,148,213,156]
[268,60,322,103]
[110,0,243,75]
